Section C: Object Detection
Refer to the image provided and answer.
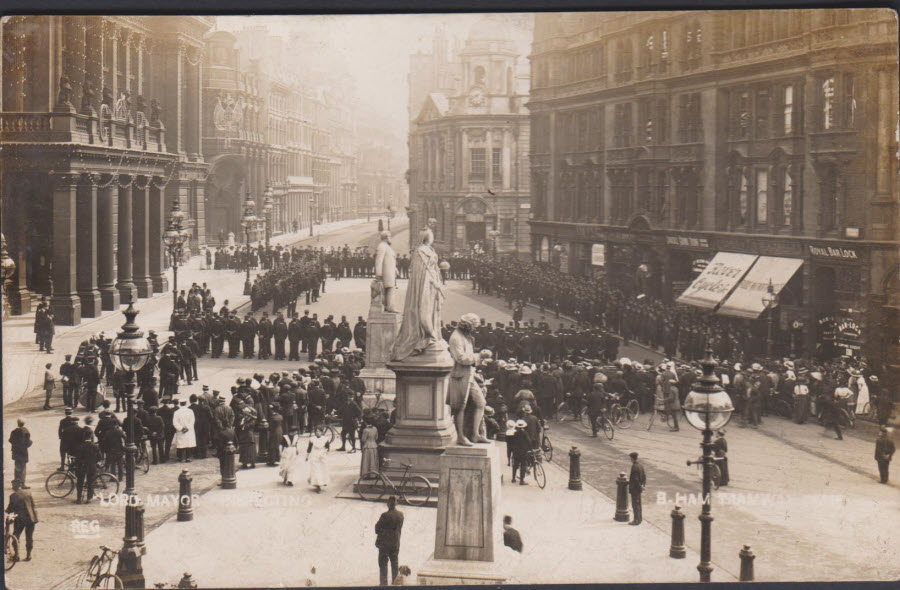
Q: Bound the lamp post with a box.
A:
[109,299,152,588]
[682,347,734,583]
[761,278,779,359]
[163,201,189,314]
[263,183,274,259]
[1,233,16,320]
[240,191,257,296]
[489,229,501,257]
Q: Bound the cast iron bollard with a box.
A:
[614,472,630,521]
[178,572,198,589]
[669,505,686,558]
[739,545,755,581]
[221,440,237,489]
[257,417,270,465]
[177,469,193,522]
[568,446,583,491]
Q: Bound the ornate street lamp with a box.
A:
[761,279,779,359]
[109,299,152,589]
[1,233,17,320]
[163,201,189,313]
[240,191,257,296]
[489,229,501,257]
[682,348,734,583]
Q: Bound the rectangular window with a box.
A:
[656,99,668,144]
[501,219,513,235]
[756,87,770,139]
[739,91,751,138]
[782,169,793,226]
[623,103,633,147]
[491,148,502,186]
[822,77,835,130]
[783,85,793,135]
[843,74,856,128]
[756,169,768,225]
[470,148,485,183]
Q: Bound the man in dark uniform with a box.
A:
[75,431,101,504]
[273,313,288,361]
[9,418,32,488]
[875,426,895,484]
[306,314,321,361]
[628,451,646,525]
[320,316,336,353]
[299,310,311,352]
[209,313,225,359]
[157,400,176,463]
[240,315,256,359]
[353,316,367,352]
[336,316,352,350]
[288,313,303,361]
[374,495,404,586]
[257,312,273,360]
[58,408,80,469]
[60,354,76,408]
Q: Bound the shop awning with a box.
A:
[675,252,759,309]
[716,256,804,319]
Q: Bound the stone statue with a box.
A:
[150,99,162,125]
[391,226,444,361]
[374,231,398,313]
[81,79,95,113]
[56,75,72,108]
[446,313,490,446]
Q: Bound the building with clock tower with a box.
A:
[407,21,531,256]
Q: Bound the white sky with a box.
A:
[216,14,533,136]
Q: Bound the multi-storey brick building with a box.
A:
[1,16,212,324]
[408,22,531,256]
[528,10,898,374]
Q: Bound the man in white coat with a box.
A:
[172,399,196,462]
[374,231,398,313]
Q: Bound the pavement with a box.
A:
[4,239,898,586]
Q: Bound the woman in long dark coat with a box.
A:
[238,405,258,468]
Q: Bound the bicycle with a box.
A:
[76,545,123,589]
[556,393,586,423]
[647,404,674,431]
[765,396,793,420]
[607,394,637,429]
[586,411,615,440]
[360,390,393,413]
[687,456,722,490]
[540,428,553,462]
[135,436,151,475]
[45,457,120,501]
[5,514,18,572]
[357,459,433,506]
[526,449,547,489]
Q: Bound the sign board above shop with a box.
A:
[808,245,859,261]
[591,244,606,266]
[666,236,710,249]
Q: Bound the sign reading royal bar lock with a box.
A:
[808,245,859,260]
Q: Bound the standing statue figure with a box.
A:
[447,313,491,446]
[391,227,444,361]
[374,231,398,313]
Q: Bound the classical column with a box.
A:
[76,175,102,317]
[148,182,168,293]
[97,178,120,310]
[50,174,82,325]
[132,179,152,298]
[116,179,137,302]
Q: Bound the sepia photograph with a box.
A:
[1,7,898,588]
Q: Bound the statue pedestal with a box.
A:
[359,306,401,399]
[381,343,454,482]
[417,444,507,585]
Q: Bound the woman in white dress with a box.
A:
[306,426,330,492]
[278,433,301,486]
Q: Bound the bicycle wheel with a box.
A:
[601,417,614,441]
[324,425,338,445]
[46,471,75,499]
[399,475,433,507]
[555,402,570,421]
[775,400,792,419]
[625,399,640,417]
[136,449,150,474]
[375,398,393,413]
[5,533,18,572]
[579,409,592,429]
[711,463,721,490]
[532,462,546,489]
[92,573,124,589]
[93,473,120,501]
[542,435,553,462]
[86,555,102,586]
[356,472,388,502]
[617,406,634,430]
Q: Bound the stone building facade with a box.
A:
[528,10,899,374]
[408,23,531,256]
[1,15,212,324]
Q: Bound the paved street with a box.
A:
[5,267,897,587]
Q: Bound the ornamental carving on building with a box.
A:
[214,93,245,134]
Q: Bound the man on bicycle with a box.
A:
[74,431,100,504]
